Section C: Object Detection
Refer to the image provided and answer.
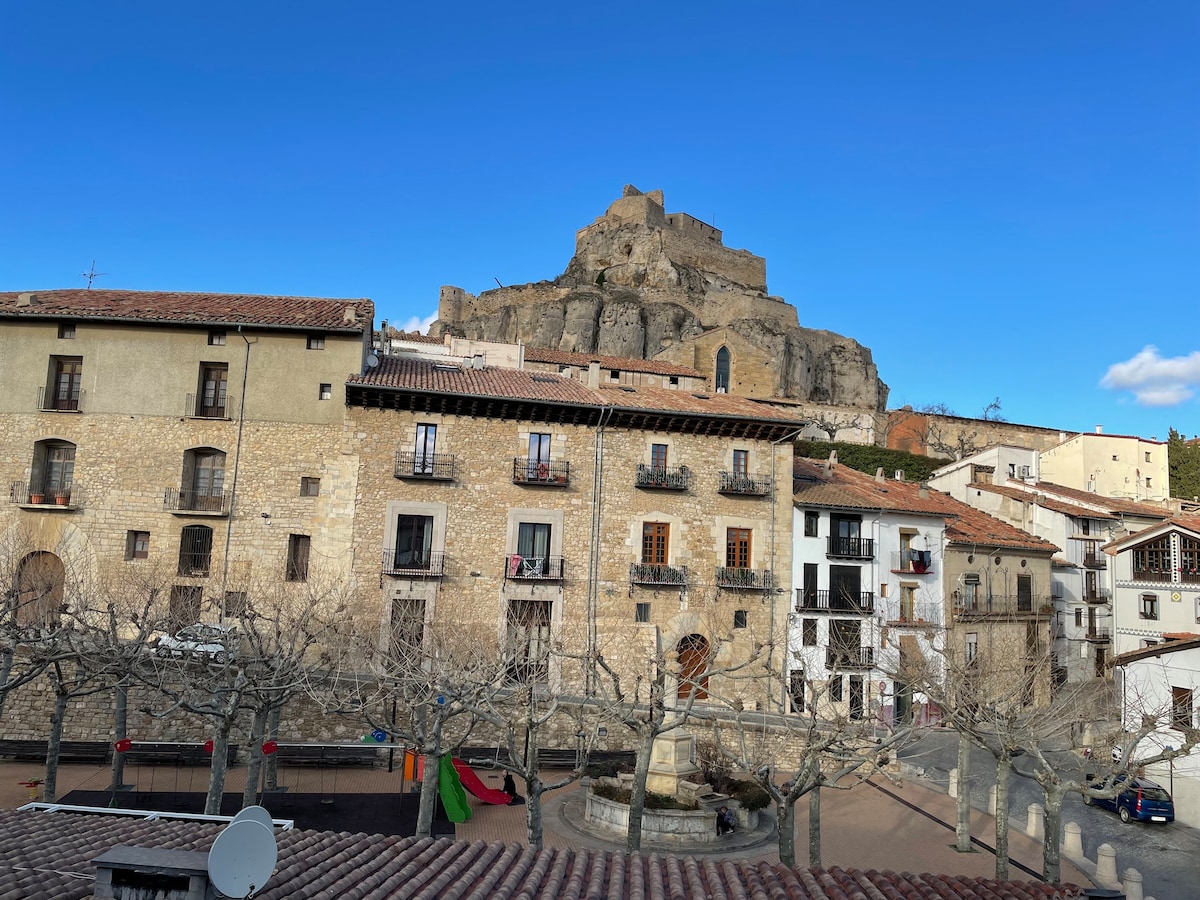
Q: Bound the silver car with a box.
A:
[155,623,238,663]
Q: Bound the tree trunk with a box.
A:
[625,728,656,853]
[523,723,544,851]
[109,680,128,800]
[808,785,822,868]
[205,715,234,815]
[264,705,281,792]
[416,751,441,838]
[0,643,15,723]
[776,798,797,867]
[242,705,270,809]
[43,687,70,803]
[1042,785,1064,883]
[955,733,972,852]
[994,757,1010,881]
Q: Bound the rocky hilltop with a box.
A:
[431,186,887,412]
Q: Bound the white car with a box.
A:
[155,623,238,663]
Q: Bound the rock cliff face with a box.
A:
[431,186,887,411]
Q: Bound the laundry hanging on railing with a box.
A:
[910,549,932,573]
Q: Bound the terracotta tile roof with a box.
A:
[0,810,1081,900]
[792,458,952,517]
[942,500,1060,554]
[387,330,444,344]
[1101,514,1200,554]
[350,358,805,429]
[971,483,1119,521]
[1028,481,1169,519]
[597,384,806,425]
[1111,635,1200,667]
[349,356,601,405]
[0,289,373,332]
[523,346,703,377]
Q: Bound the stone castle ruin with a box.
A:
[431,186,888,418]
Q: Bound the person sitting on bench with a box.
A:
[716,805,736,835]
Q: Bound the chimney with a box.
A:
[92,846,212,899]
[16,292,37,307]
[919,482,930,499]
[586,362,601,389]
[894,469,905,482]
[875,466,885,483]
[824,450,838,472]
[342,305,358,324]
[471,354,484,369]
[1095,425,1103,434]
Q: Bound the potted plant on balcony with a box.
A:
[29,490,45,505]
[54,487,71,505]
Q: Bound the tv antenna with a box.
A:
[80,260,106,289]
[207,812,278,898]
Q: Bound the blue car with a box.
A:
[1084,774,1174,824]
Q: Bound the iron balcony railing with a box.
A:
[795,589,874,614]
[184,392,235,418]
[1084,586,1111,603]
[36,386,85,412]
[1082,552,1106,569]
[505,555,566,581]
[163,488,231,515]
[953,595,1053,618]
[512,458,570,487]
[630,562,688,587]
[394,451,456,481]
[634,464,690,491]
[717,471,770,496]
[890,550,934,573]
[382,549,446,577]
[1086,628,1112,642]
[9,481,82,509]
[827,536,875,559]
[715,567,773,590]
[826,646,875,670]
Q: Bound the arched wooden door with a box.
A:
[15,551,65,627]
[676,633,710,700]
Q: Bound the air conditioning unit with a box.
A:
[1019,466,1032,478]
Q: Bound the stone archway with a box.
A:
[676,633,710,700]
[15,551,65,627]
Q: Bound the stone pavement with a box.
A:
[0,759,1089,885]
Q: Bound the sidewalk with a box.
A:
[0,759,1088,885]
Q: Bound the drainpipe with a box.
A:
[218,329,256,620]
[584,402,615,696]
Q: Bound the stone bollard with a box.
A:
[987,784,997,816]
[948,767,959,798]
[1061,822,1083,858]
[1123,868,1143,900]
[1026,803,1044,840]
[1095,843,1118,886]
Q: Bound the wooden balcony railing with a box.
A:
[795,589,874,614]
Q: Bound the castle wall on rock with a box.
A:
[432,185,887,413]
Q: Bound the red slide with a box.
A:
[450,758,513,805]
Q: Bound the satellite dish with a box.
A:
[231,805,274,832]
[366,353,380,368]
[208,819,277,898]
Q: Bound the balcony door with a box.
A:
[849,675,864,720]
[395,515,434,569]
[829,565,860,610]
[199,364,228,417]
[830,515,862,556]
[517,522,551,575]
[830,618,861,661]
[1017,574,1033,612]
[677,633,710,700]
[528,432,551,479]
[52,357,82,411]
[725,527,751,569]
[414,424,437,475]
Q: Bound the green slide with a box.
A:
[438,752,472,823]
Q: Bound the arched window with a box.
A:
[715,346,730,393]
[15,551,64,627]
[677,633,710,700]
[178,525,214,577]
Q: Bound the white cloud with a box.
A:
[396,310,438,334]
[1101,345,1200,407]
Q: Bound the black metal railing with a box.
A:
[634,464,690,491]
[163,488,231,515]
[717,471,770,496]
[954,595,1053,618]
[36,386,84,412]
[1084,586,1111,603]
[1086,628,1111,641]
[795,589,874,614]
[505,555,566,581]
[827,536,875,559]
[9,481,82,509]
[630,562,688,587]
[715,567,773,590]
[1082,552,1106,569]
[394,451,456,481]
[512,458,570,487]
[826,646,875,670]
[382,550,446,577]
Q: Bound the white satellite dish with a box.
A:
[231,805,275,832]
[208,819,278,898]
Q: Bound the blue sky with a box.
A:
[2,3,1197,440]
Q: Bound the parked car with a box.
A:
[1084,773,1174,824]
[154,623,238,663]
